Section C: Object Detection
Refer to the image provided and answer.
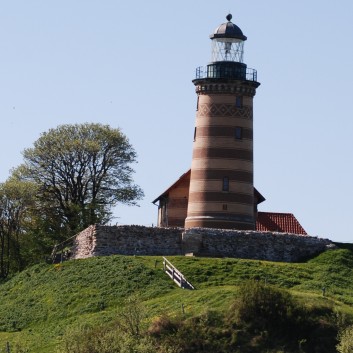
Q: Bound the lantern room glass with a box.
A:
[211,38,244,63]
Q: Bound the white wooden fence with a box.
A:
[162,257,195,290]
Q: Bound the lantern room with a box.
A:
[210,13,247,63]
[196,14,256,82]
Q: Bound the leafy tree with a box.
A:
[0,179,37,278]
[13,123,143,239]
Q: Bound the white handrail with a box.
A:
[162,257,195,290]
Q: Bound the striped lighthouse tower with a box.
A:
[185,14,260,230]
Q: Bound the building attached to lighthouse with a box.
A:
[153,15,307,233]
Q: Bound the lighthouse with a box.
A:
[184,14,260,230]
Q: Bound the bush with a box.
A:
[0,343,29,353]
[148,314,180,337]
[57,296,154,353]
[56,324,155,353]
[116,295,146,337]
[231,280,298,333]
[147,311,233,353]
[226,281,340,352]
[337,325,353,353]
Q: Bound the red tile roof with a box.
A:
[256,212,307,235]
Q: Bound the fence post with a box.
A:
[51,244,58,263]
[6,342,10,353]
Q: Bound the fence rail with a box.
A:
[163,257,195,290]
[2,342,13,353]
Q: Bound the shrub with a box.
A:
[0,343,29,353]
[337,325,353,353]
[57,295,155,353]
[148,314,180,337]
[231,280,297,333]
[148,311,233,353]
[116,295,146,337]
[227,281,340,352]
[56,324,155,353]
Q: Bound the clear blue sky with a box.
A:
[1,1,352,243]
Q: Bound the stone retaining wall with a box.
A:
[182,228,333,262]
[72,225,183,259]
[71,225,333,262]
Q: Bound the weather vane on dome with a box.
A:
[226,13,232,22]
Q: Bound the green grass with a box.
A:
[169,248,353,303]
[0,248,353,352]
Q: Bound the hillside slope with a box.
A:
[0,248,353,352]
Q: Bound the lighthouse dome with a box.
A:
[210,14,247,41]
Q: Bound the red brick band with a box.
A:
[192,147,253,161]
[188,191,253,204]
[190,166,253,183]
[196,126,253,139]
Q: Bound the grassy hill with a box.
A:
[1,247,353,352]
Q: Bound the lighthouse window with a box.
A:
[235,127,243,140]
[236,96,243,108]
[196,96,199,111]
[222,177,229,192]
[193,127,197,141]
